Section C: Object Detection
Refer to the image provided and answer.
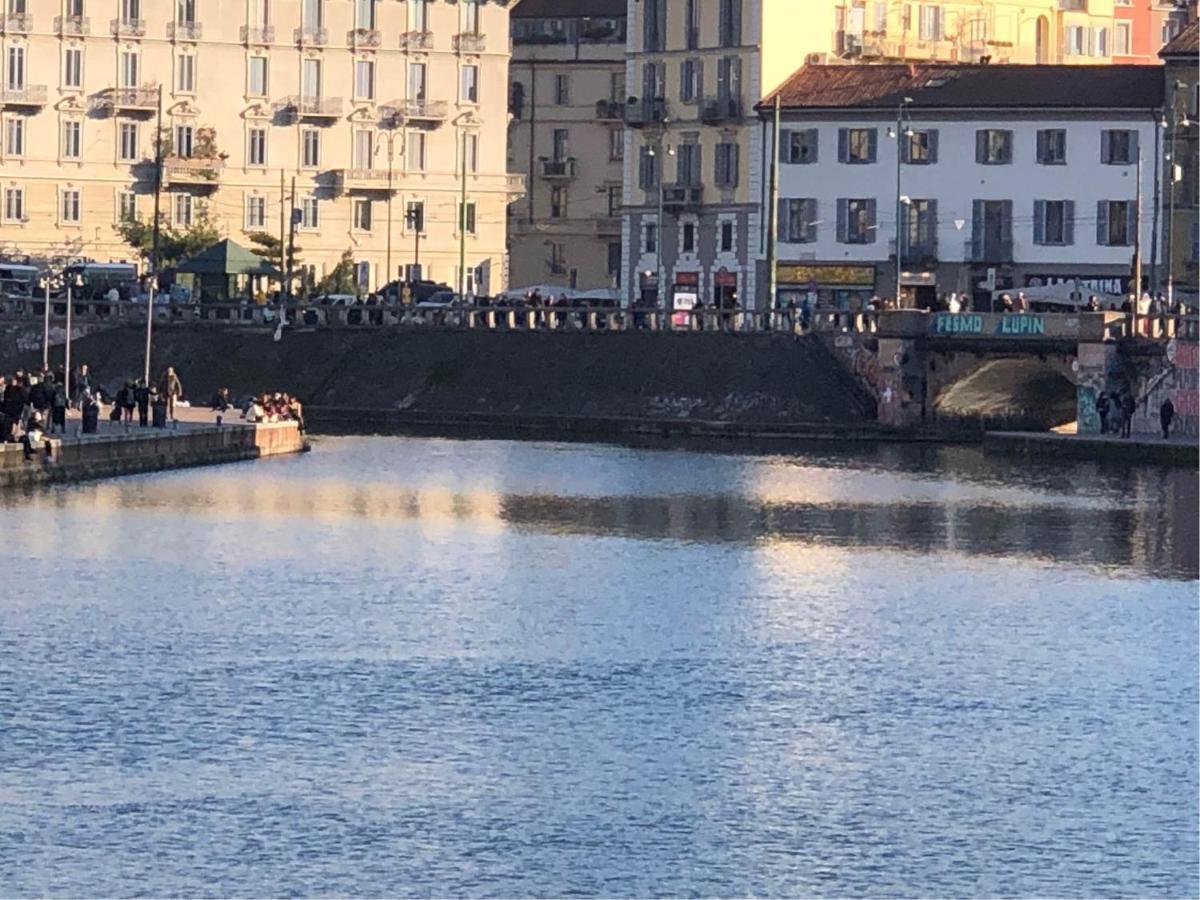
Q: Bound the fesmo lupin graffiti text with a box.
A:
[933,314,1046,336]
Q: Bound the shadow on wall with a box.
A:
[934,358,1078,431]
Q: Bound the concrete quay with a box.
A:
[0,409,307,489]
[983,431,1198,466]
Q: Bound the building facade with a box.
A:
[0,0,521,293]
[619,0,1139,313]
[762,65,1161,310]
[508,0,625,291]
[1113,0,1195,64]
[1159,21,1198,303]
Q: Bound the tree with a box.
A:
[118,214,220,270]
[246,230,301,272]
[315,249,358,296]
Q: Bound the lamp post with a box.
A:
[38,273,50,371]
[892,96,913,307]
[1164,80,1191,308]
[452,111,476,299]
[64,272,82,396]
[647,137,674,311]
[378,113,402,288]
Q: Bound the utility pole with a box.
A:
[278,168,286,293]
[655,144,664,310]
[144,83,164,386]
[894,97,912,307]
[766,94,780,314]
[41,274,50,370]
[1165,86,1181,307]
[1150,111,1162,294]
[385,131,395,287]
[459,125,468,297]
[286,176,297,301]
[1133,144,1144,335]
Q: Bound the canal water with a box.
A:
[0,436,1196,897]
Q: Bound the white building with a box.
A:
[760,64,1163,309]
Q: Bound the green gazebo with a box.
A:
[176,239,281,302]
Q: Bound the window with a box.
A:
[407,131,426,170]
[607,241,621,277]
[5,116,23,155]
[302,58,321,99]
[903,129,937,164]
[549,243,566,275]
[173,191,192,226]
[1033,199,1074,246]
[718,0,741,47]
[552,127,569,162]
[554,73,569,105]
[300,196,318,228]
[407,0,427,30]
[1036,129,1066,165]
[120,50,138,88]
[975,129,1013,164]
[60,188,81,223]
[903,199,937,253]
[461,131,478,174]
[118,121,138,161]
[685,0,699,48]
[176,53,195,93]
[175,123,193,156]
[302,0,322,28]
[782,129,818,164]
[353,129,373,168]
[67,0,83,16]
[918,4,943,40]
[1065,25,1088,55]
[682,222,696,253]
[408,62,426,102]
[1097,200,1135,246]
[1101,130,1137,165]
[1115,22,1131,56]
[248,57,268,96]
[62,119,82,158]
[720,221,734,253]
[64,47,83,88]
[245,194,266,228]
[677,142,701,186]
[606,185,621,216]
[638,146,658,191]
[458,200,476,235]
[680,59,699,103]
[1092,27,1108,57]
[4,186,23,221]
[608,128,623,162]
[6,47,24,90]
[779,198,818,243]
[461,0,479,34]
[550,185,567,218]
[118,189,138,222]
[644,222,657,253]
[715,141,739,189]
[302,128,320,167]
[355,60,375,100]
[460,64,478,104]
[177,0,195,24]
[839,128,877,164]
[716,55,740,103]
[248,127,266,166]
[356,0,374,29]
[353,197,372,231]
[642,0,664,51]
[405,199,424,232]
[120,0,138,24]
[837,198,876,244]
[970,200,1013,259]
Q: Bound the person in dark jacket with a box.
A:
[50,380,67,434]
[1119,392,1136,439]
[1096,391,1110,435]
[1160,397,1175,439]
[116,381,135,424]
[134,379,151,427]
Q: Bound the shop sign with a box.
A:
[1025,274,1130,295]
[675,271,700,287]
[714,267,737,287]
[777,263,874,287]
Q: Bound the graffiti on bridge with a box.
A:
[933,313,1047,336]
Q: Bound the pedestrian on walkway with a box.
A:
[1160,397,1175,439]
[159,367,183,421]
[1096,391,1110,435]
[50,379,67,434]
[1120,392,1136,439]
[72,364,91,409]
[117,381,136,424]
[134,379,151,427]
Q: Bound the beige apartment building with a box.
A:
[621,0,1143,311]
[0,0,522,294]
[508,0,625,292]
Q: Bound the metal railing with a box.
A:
[386,98,447,121]
[110,17,146,37]
[1,11,32,32]
[699,96,742,124]
[348,27,381,47]
[1,85,47,106]
[453,31,485,52]
[106,87,159,110]
[240,24,274,43]
[55,14,88,34]
[284,95,343,118]
[400,29,433,50]
[164,156,224,181]
[293,26,328,45]
[595,99,623,121]
[624,98,668,127]
[167,20,201,39]
[539,159,577,179]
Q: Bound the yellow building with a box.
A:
[0,0,523,294]
[621,0,1129,310]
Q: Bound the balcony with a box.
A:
[964,238,1014,264]
[662,184,704,210]
[110,17,146,37]
[400,29,433,51]
[282,95,343,120]
[54,14,89,34]
[347,27,381,48]
[240,24,274,44]
[506,173,526,202]
[539,158,577,180]
[164,156,224,187]
[624,98,668,128]
[891,239,939,266]
[103,87,159,113]
[1,11,31,32]
[381,98,448,124]
[594,214,621,236]
[2,85,47,108]
[293,26,328,46]
[453,31,486,53]
[167,20,201,40]
[700,96,742,124]
[333,168,393,193]
[595,99,623,121]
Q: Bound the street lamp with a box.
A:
[646,138,674,309]
[64,271,83,400]
[452,111,477,299]
[37,272,50,371]
[143,274,157,386]
[890,96,914,307]
[376,112,403,289]
[1163,80,1192,307]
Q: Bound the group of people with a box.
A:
[1096,391,1177,440]
[1,365,102,459]
[221,389,305,431]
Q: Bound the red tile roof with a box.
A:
[760,64,1164,113]
[1160,21,1199,57]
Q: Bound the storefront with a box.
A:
[776,263,876,310]
[899,270,938,310]
[637,270,659,306]
[672,271,700,327]
[713,267,738,309]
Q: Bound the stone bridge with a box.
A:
[823,310,1199,437]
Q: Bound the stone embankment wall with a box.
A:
[0,422,304,489]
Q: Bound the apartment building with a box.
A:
[1113,0,1195,64]
[1160,21,1198,302]
[0,0,521,293]
[508,0,625,291]
[760,65,1161,310]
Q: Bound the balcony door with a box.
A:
[302,58,321,100]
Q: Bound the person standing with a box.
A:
[1160,397,1175,440]
[50,379,67,434]
[72,364,91,409]
[134,379,151,427]
[159,367,183,421]
[1096,391,1110,435]
[1120,392,1136,439]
